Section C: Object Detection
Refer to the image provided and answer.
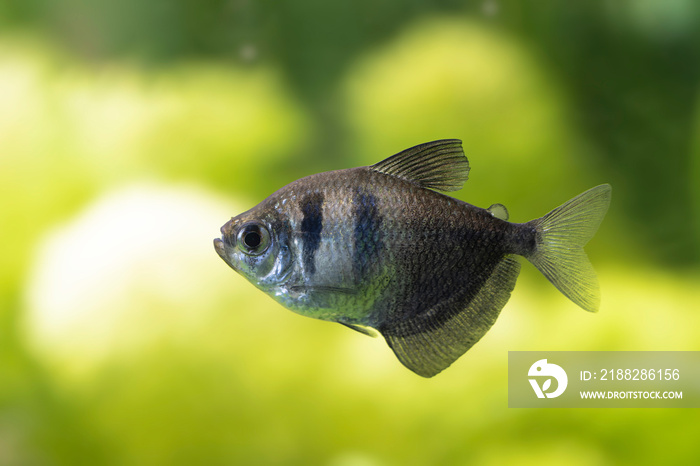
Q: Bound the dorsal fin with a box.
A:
[370,139,469,192]
[488,203,509,221]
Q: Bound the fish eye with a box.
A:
[236,222,271,256]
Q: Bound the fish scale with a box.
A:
[214,139,611,377]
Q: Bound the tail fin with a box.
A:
[526,184,612,313]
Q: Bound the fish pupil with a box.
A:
[236,221,270,256]
[244,231,261,248]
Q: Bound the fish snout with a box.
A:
[220,219,236,238]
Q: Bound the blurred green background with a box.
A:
[2,1,700,465]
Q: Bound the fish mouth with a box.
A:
[213,237,227,261]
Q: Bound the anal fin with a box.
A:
[382,256,521,377]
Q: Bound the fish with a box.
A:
[214,140,611,377]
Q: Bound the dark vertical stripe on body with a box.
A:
[300,192,324,275]
[352,188,384,277]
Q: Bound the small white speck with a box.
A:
[482,0,499,17]
[239,44,258,62]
